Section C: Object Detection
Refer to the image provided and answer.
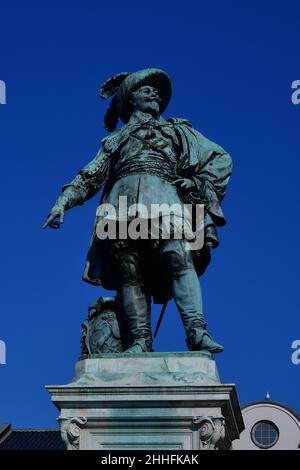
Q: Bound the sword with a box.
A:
[154,301,168,337]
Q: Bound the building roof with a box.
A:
[0,424,66,451]
[242,399,300,422]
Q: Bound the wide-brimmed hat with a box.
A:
[100,68,172,131]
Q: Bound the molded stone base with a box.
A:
[47,352,244,450]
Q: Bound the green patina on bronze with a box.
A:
[44,68,232,355]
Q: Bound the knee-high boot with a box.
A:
[120,284,153,353]
[172,268,224,354]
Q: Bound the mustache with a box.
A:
[146,96,161,103]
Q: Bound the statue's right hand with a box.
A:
[42,208,65,229]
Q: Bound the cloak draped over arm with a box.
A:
[173,120,232,227]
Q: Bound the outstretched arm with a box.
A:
[43,146,110,229]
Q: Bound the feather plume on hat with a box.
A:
[99,72,129,132]
[99,72,129,100]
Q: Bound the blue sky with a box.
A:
[0,0,300,428]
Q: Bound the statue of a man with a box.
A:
[43,68,232,354]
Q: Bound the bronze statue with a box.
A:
[43,68,232,354]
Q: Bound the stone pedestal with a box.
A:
[46,352,244,450]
